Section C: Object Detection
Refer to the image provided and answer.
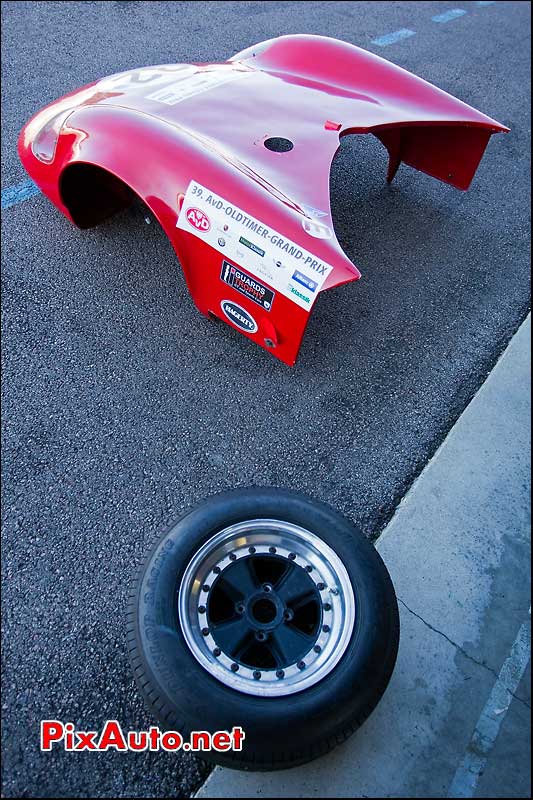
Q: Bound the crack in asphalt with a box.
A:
[397,597,531,708]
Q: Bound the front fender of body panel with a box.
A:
[18,35,508,366]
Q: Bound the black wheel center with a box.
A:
[251,597,278,624]
[206,554,322,669]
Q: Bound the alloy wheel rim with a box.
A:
[178,519,356,697]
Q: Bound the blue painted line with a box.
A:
[1,179,40,210]
[372,28,416,47]
[432,9,467,23]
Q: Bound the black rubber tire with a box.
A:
[127,487,399,771]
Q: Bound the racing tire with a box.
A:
[127,487,399,770]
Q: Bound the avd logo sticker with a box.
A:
[185,207,211,231]
[220,300,258,334]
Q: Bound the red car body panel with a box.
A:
[18,35,508,366]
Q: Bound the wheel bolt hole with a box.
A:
[235,602,245,615]
[276,669,285,679]
[283,609,293,622]
[262,583,272,593]
[297,661,306,670]
[253,670,261,680]
[255,631,268,642]
[231,662,239,672]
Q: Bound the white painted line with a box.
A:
[371,29,416,47]
[432,9,467,23]
[447,612,531,798]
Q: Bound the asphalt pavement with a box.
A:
[1,1,531,797]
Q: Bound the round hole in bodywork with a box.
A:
[264,137,294,153]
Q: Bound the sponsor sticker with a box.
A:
[185,207,211,232]
[292,270,318,293]
[220,300,258,334]
[239,236,265,258]
[176,181,334,311]
[221,260,274,311]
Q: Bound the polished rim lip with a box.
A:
[178,519,356,697]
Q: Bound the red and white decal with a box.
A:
[185,207,211,232]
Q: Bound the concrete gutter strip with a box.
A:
[196,315,531,799]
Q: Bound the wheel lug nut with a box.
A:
[198,605,206,614]
[201,627,209,636]
[253,670,261,680]
[255,631,267,641]
[314,645,322,653]
[202,584,210,592]
[262,583,272,592]
[229,553,237,561]
[269,546,277,554]
[213,647,221,657]
[323,602,331,611]
[317,582,325,591]
[288,552,296,560]
[276,669,285,679]
[322,624,330,633]
[236,603,245,614]
[212,566,221,574]
[231,662,239,672]
[305,565,313,572]
[248,546,256,554]
[283,609,293,621]
[297,661,306,670]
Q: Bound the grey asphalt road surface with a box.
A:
[1,1,531,797]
